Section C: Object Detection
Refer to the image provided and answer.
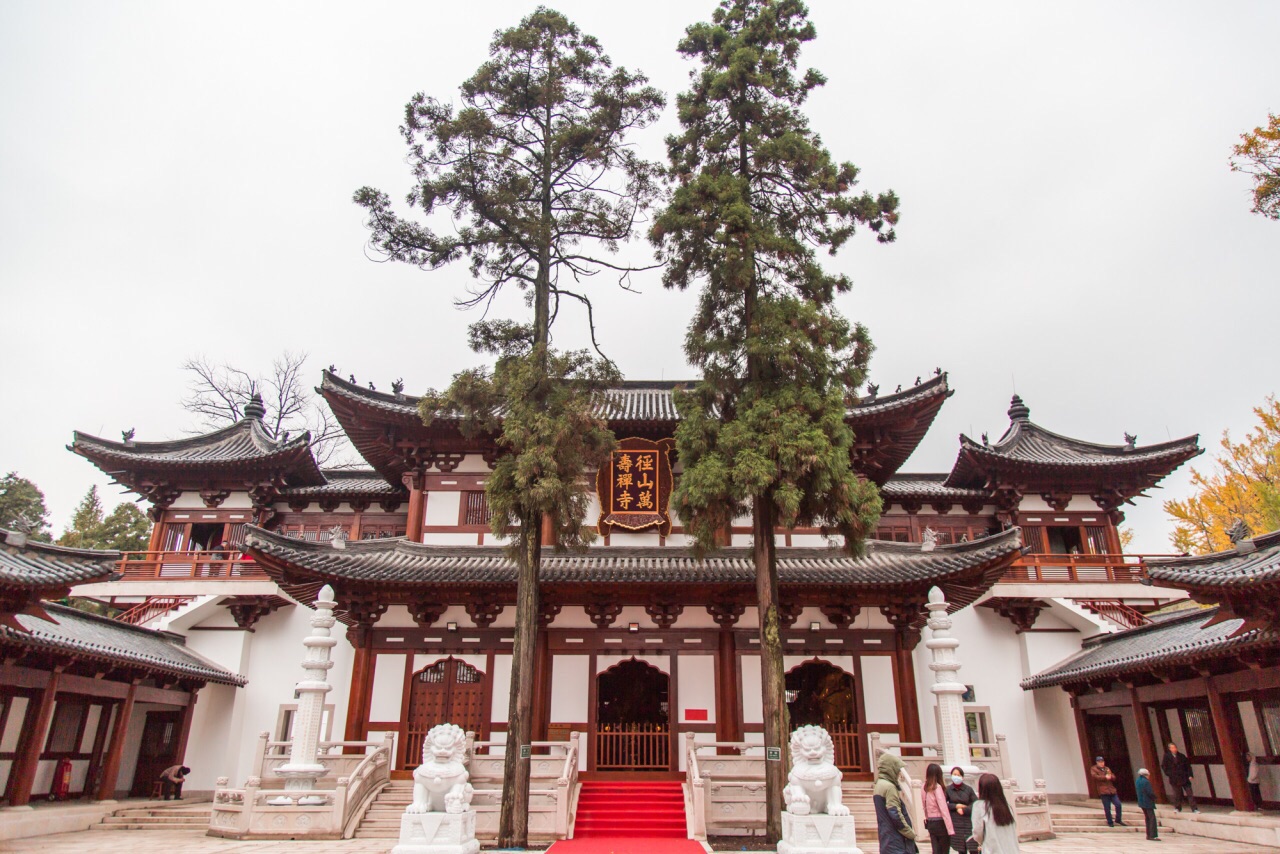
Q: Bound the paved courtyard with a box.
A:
[0,828,1272,853]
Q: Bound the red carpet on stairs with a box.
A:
[562,780,692,847]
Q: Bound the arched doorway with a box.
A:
[403,657,487,768]
[786,659,859,770]
[595,658,670,771]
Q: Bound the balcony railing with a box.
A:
[1001,553,1181,584]
[116,550,269,580]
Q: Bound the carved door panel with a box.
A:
[403,658,486,769]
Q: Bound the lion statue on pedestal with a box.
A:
[406,723,474,815]
[783,725,849,817]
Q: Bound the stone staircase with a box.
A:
[93,799,212,830]
[1050,805,1168,834]
[353,779,413,838]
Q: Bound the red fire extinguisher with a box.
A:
[49,758,73,801]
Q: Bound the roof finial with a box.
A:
[243,392,266,421]
[1124,432,1137,450]
[1008,394,1030,423]
[122,427,135,444]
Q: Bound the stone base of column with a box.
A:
[778,810,862,854]
[391,810,480,854]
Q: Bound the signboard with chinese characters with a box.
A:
[596,437,675,535]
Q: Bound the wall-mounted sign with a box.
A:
[596,437,675,535]
[684,708,708,722]
[519,744,531,759]
[766,746,782,762]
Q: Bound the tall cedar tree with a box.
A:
[59,486,151,551]
[650,0,897,839]
[0,473,51,541]
[354,9,662,845]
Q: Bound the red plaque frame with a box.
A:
[596,437,675,535]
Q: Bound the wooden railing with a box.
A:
[1076,599,1151,629]
[117,596,194,625]
[1001,553,1181,583]
[116,550,269,580]
[595,723,669,770]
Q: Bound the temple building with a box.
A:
[1,368,1211,813]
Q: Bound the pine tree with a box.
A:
[355,9,662,845]
[650,0,897,839]
[98,502,151,552]
[59,486,105,549]
[0,472,52,541]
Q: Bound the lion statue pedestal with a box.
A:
[391,723,479,854]
[778,725,863,854]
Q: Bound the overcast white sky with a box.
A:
[1,1,1276,552]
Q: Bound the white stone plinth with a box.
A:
[391,810,479,854]
[778,810,862,854]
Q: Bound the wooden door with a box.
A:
[1087,713,1136,801]
[130,710,181,796]
[402,658,486,768]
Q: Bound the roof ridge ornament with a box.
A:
[1228,518,1256,553]
[921,527,938,552]
[243,392,266,421]
[1008,394,1030,423]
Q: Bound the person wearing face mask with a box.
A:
[945,766,979,853]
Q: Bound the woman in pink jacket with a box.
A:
[922,763,955,854]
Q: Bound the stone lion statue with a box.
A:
[783,725,849,817]
[406,723,474,815]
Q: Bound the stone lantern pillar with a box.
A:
[924,586,974,772]
[275,584,337,791]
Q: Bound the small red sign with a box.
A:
[684,708,708,722]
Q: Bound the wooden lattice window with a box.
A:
[1259,699,1280,756]
[1022,526,1047,553]
[463,491,492,526]
[1183,707,1218,758]
[1084,526,1111,554]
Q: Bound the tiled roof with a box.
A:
[947,395,1200,489]
[280,469,406,498]
[0,530,117,590]
[1022,607,1272,690]
[72,416,325,486]
[0,602,246,686]
[881,474,989,501]
[321,371,953,486]
[1145,530,1280,588]
[244,525,1022,592]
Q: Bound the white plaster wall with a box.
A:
[421,533,478,546]
[550,655,589,723]
[184,683,238,793]
[168,494,255,510]
[423,491,461,526]
[742,655,762,724]
[370,653,407,722]
[453,454,491,474]
[860,655,897,725]
[490,654,512,723]
[678,655,716,724]
[1016,495,1107,514]
[0,696,27,752]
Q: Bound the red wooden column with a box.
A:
[402,471,426,542]
[531,630,552,741]
[715,629,742,746]
[1207,680,1253,811]
[344,631,374,743]
[1071,695,1096,796]
[1130,691,1165,802]
[892,632,923,745]
[7,670,61,807]
[173,689,200,766]
[95,680,138,801]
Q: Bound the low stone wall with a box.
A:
[1155,806,1280,847]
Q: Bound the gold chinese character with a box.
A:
[637,490,654,510]
[636,472,654,491]
[616,491,634,510]
[616,454,633,473]
[616,472,633,489]
[636,454,654,472]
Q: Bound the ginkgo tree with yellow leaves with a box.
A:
[1165,396,1280,554]
[1231,112,1280,221]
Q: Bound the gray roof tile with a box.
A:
[0,530,117,590]
[1145,530,1280,588]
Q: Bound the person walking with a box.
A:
[945,766,979,854]
[1136,768,1160,841]
[972,773,1020,853]
[873,752,919,854]
[922,763,955,854]
[1246,752,1262,810]
[1160,743,1199,813]
[1090,755,1126,827]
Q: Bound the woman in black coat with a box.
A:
[944,766,979,853]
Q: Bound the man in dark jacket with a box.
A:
[1160,743,1199,813]
[1136,768,1159,840]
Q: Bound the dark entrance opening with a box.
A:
[130,709,182,797]
[595,658,670,771]
[403,657,487,769]
[1085,712,1136,801]
[786,659,860,770]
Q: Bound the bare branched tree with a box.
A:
[181,351,354,467]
